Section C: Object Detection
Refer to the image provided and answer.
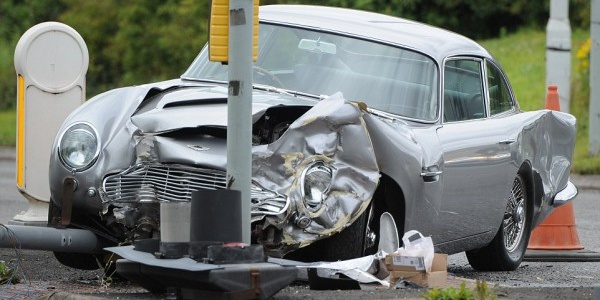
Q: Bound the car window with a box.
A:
[183,23,439,121]
[443,59,485,122]
[486,61,514,115]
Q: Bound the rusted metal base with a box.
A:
[109,245,297,300]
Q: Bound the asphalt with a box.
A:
[1,146,599,299]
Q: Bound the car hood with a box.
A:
[131,84,318,133]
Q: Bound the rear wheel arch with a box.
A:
[517,162,535,219]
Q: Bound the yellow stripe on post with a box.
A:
[209,0,259,62]
[209,0,230,62]
[16,74,25,189]
[253,0,259,61]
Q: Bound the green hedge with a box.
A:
[0,0,591,109]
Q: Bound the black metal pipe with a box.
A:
[190,189,242,243]
[0,225,100,253]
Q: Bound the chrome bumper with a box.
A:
[553,180,578,207]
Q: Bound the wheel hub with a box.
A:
[512,205,524,231]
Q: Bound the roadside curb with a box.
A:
[0,147,15,162]
[36,291,105,300]
[570,174,600,191]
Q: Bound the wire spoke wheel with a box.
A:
[504,177,526,252]
[466,174,531,271]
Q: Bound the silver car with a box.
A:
[48,5,577,271]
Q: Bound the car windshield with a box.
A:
[183,23,439,121]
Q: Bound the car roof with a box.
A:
[259,5,492,63]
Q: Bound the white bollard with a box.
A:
[13,22,88,224]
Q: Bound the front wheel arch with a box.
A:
[284,173,405,261]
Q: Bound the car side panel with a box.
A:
[436,118,515,247]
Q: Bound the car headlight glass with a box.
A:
[301,162,333,211]
[58,122,100,171]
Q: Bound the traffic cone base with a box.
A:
[527,202,583,250]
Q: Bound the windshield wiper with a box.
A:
[252,84,325,100]
[253,84,294,96]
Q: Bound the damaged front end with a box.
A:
[98,92,380,256]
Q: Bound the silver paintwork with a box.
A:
[48,5,577,257]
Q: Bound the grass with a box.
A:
[0,28,597,172]
[0,109,15,147]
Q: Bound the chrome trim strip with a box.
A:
[553,180,578,207]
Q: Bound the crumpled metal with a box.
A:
[252,93,380,247]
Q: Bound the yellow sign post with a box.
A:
[209,0,259,63]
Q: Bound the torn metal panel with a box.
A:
[100,92,381,251]
[515,109,576,225]
[252,93,380,248]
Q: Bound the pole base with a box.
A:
[108,245,298,300]
[11,198,48,224]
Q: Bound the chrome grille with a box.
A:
[103,164,227,203]
[102,164,289,220]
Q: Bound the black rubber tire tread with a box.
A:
[284,208,370,262]
[318,208,369,262]
[466,174,532,271]
[53,252,100,270]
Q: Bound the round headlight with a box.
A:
[301,162,333,211]
[58,122,100,171]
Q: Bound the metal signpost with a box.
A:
[225,0,255,245]
[13,22,88,224]
[210,0,259,245]
[591,0,600,155]
[546,0,571,113]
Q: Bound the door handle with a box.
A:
[420,170,443,177]
[498,138,516,145]
[421,165,442,182]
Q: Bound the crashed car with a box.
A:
[48,5,577,271]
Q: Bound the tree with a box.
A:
[60,0,208,97]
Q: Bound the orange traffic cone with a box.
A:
[524,85,598,261]
[527,202,583,250]
[544,84,561,111]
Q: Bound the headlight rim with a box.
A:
[300,161,333,211]
[57,121,100,172]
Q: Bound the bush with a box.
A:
[0,0,592,109]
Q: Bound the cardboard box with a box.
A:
[386,253,448,288]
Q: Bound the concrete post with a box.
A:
[590,0,600,155]
[546,0,572,113]
[226,0,254,244]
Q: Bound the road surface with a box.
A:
[0,147,599,299]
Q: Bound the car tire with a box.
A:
[319,204,374,261]
[284,204,375,262]
[466,174,531,271]
[53,252,100,270]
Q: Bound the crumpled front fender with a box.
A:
[252,93,380,248]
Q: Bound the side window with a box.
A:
[486,61,514,115]
[443,59,485,122]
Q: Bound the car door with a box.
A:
[434,57,515,246]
